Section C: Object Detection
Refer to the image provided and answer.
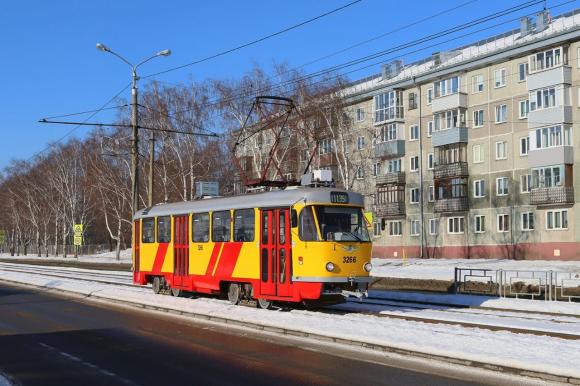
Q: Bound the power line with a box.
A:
[28,83,131,161]
[41,104,129,120]
[143,0,365,79]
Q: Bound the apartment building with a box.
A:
[341,9,580,260]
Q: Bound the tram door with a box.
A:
[260,209,292,297]
[173,215,189,287]
[133,220,141,277]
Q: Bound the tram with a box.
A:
[132,187,372,308]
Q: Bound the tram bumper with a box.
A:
[320,276,371,299]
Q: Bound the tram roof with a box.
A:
[133,187,365,219]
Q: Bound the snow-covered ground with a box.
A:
[1,264,580,380]
[0,249,132,264]
[371,258,580,281]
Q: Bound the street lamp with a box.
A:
[96,43,171,214]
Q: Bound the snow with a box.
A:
[371,258,580,281]
[2,267,580,379]
[0,249,132,264]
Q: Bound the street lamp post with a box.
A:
[96,43,171,214]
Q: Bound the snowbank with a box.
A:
[0,249,132,264]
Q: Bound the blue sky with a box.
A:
[0,0,576,169]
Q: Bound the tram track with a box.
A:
[2,262,580,341]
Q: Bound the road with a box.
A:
[0,282,488,386]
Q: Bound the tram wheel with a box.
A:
[171,287,182,297]
[257,298,272,310]
[227,283,241,305]
[152,277,161,294]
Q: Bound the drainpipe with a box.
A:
[416,77,425,259]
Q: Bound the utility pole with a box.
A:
[148,131,154,207]
[96,43,171,214]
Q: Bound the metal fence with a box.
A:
[0,244,121,257]
[454,267,580,302]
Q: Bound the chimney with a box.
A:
[520,16,533,37]
[536,10,551,32]
[381,64,391,80]
[432,52,441,66]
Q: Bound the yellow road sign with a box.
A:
[74,224,83,234]
[73,236,83,246]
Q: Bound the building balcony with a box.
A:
[374,108,404,124]
[375,202,405,218]
[376,171,405,185]
[431,92,468,114]
[527,66,571,91]
[433,162,468,180]
[431,127,468,147]
[528,146,574,168]
[527,106,572,129]
[530,186,574,206]
[434,197,469,213]
[374,140,405,159]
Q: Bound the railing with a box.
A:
[434,196,468,213]
[433,162,468,179]
[530,186,574,205]
[373,140,405,159]
[376,172,405,185]
[374,202,405,218]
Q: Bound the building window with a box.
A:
[434,76,459,98]
[496,177,509,196]
[474,215,486,233]
[522,212,534,231]
[374,90,403,123]
[429,218,438,235]
[529,87,557,111]
[495,141,507,160]
[497,214,510,233]
[472,74,484,93]
[519,100,529,119]
[428,185,435,202]
[427,153,434,170]
[378,123,399,142]
[518,62,527,82]
[427,121,433,137]
[529,47,565,74]
[474,180,485,198]
[409,125,419,140]
[427,88,433,105]
[410,220,420,236]
[373,221,381,237]
[546,209,568,230]
[319,138,332,155]
[495,104,507,123]
[410,188,420,204]
[533,125,572,149]
[532,165,564,188]
[520,137,529,156]
[409,92,418,110]
[473,144,484,163]
[494,68,506,88]
[372,162,381,177]
[410,156,419,172]
[356,108,365,122]
[447,217,465,234]
[388,158,402,173]
[355,167,364,179]
[473,109,484,127]
[521,174,531,193]
[357,136,365,150]
[389,221,402,236]
[434,109,465,131]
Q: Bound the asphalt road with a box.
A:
[0,282,486,386]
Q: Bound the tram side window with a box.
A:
[142,218,155,243]
[299,206,318,241]
[157,216,171,243]
[234,209,254,242]
[212,211,231,242]
[192,213,210,242]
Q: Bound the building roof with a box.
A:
[133,187,365,219]
[342,8,580,99]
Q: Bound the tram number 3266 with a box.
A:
[342,256,357,264]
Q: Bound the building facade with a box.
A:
[343,10,580,260]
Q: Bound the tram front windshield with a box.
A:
[314,206,370,242]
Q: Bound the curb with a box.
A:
[2,277,579,385]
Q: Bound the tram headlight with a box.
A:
[325,262,335,272]
[364,262,372,272]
